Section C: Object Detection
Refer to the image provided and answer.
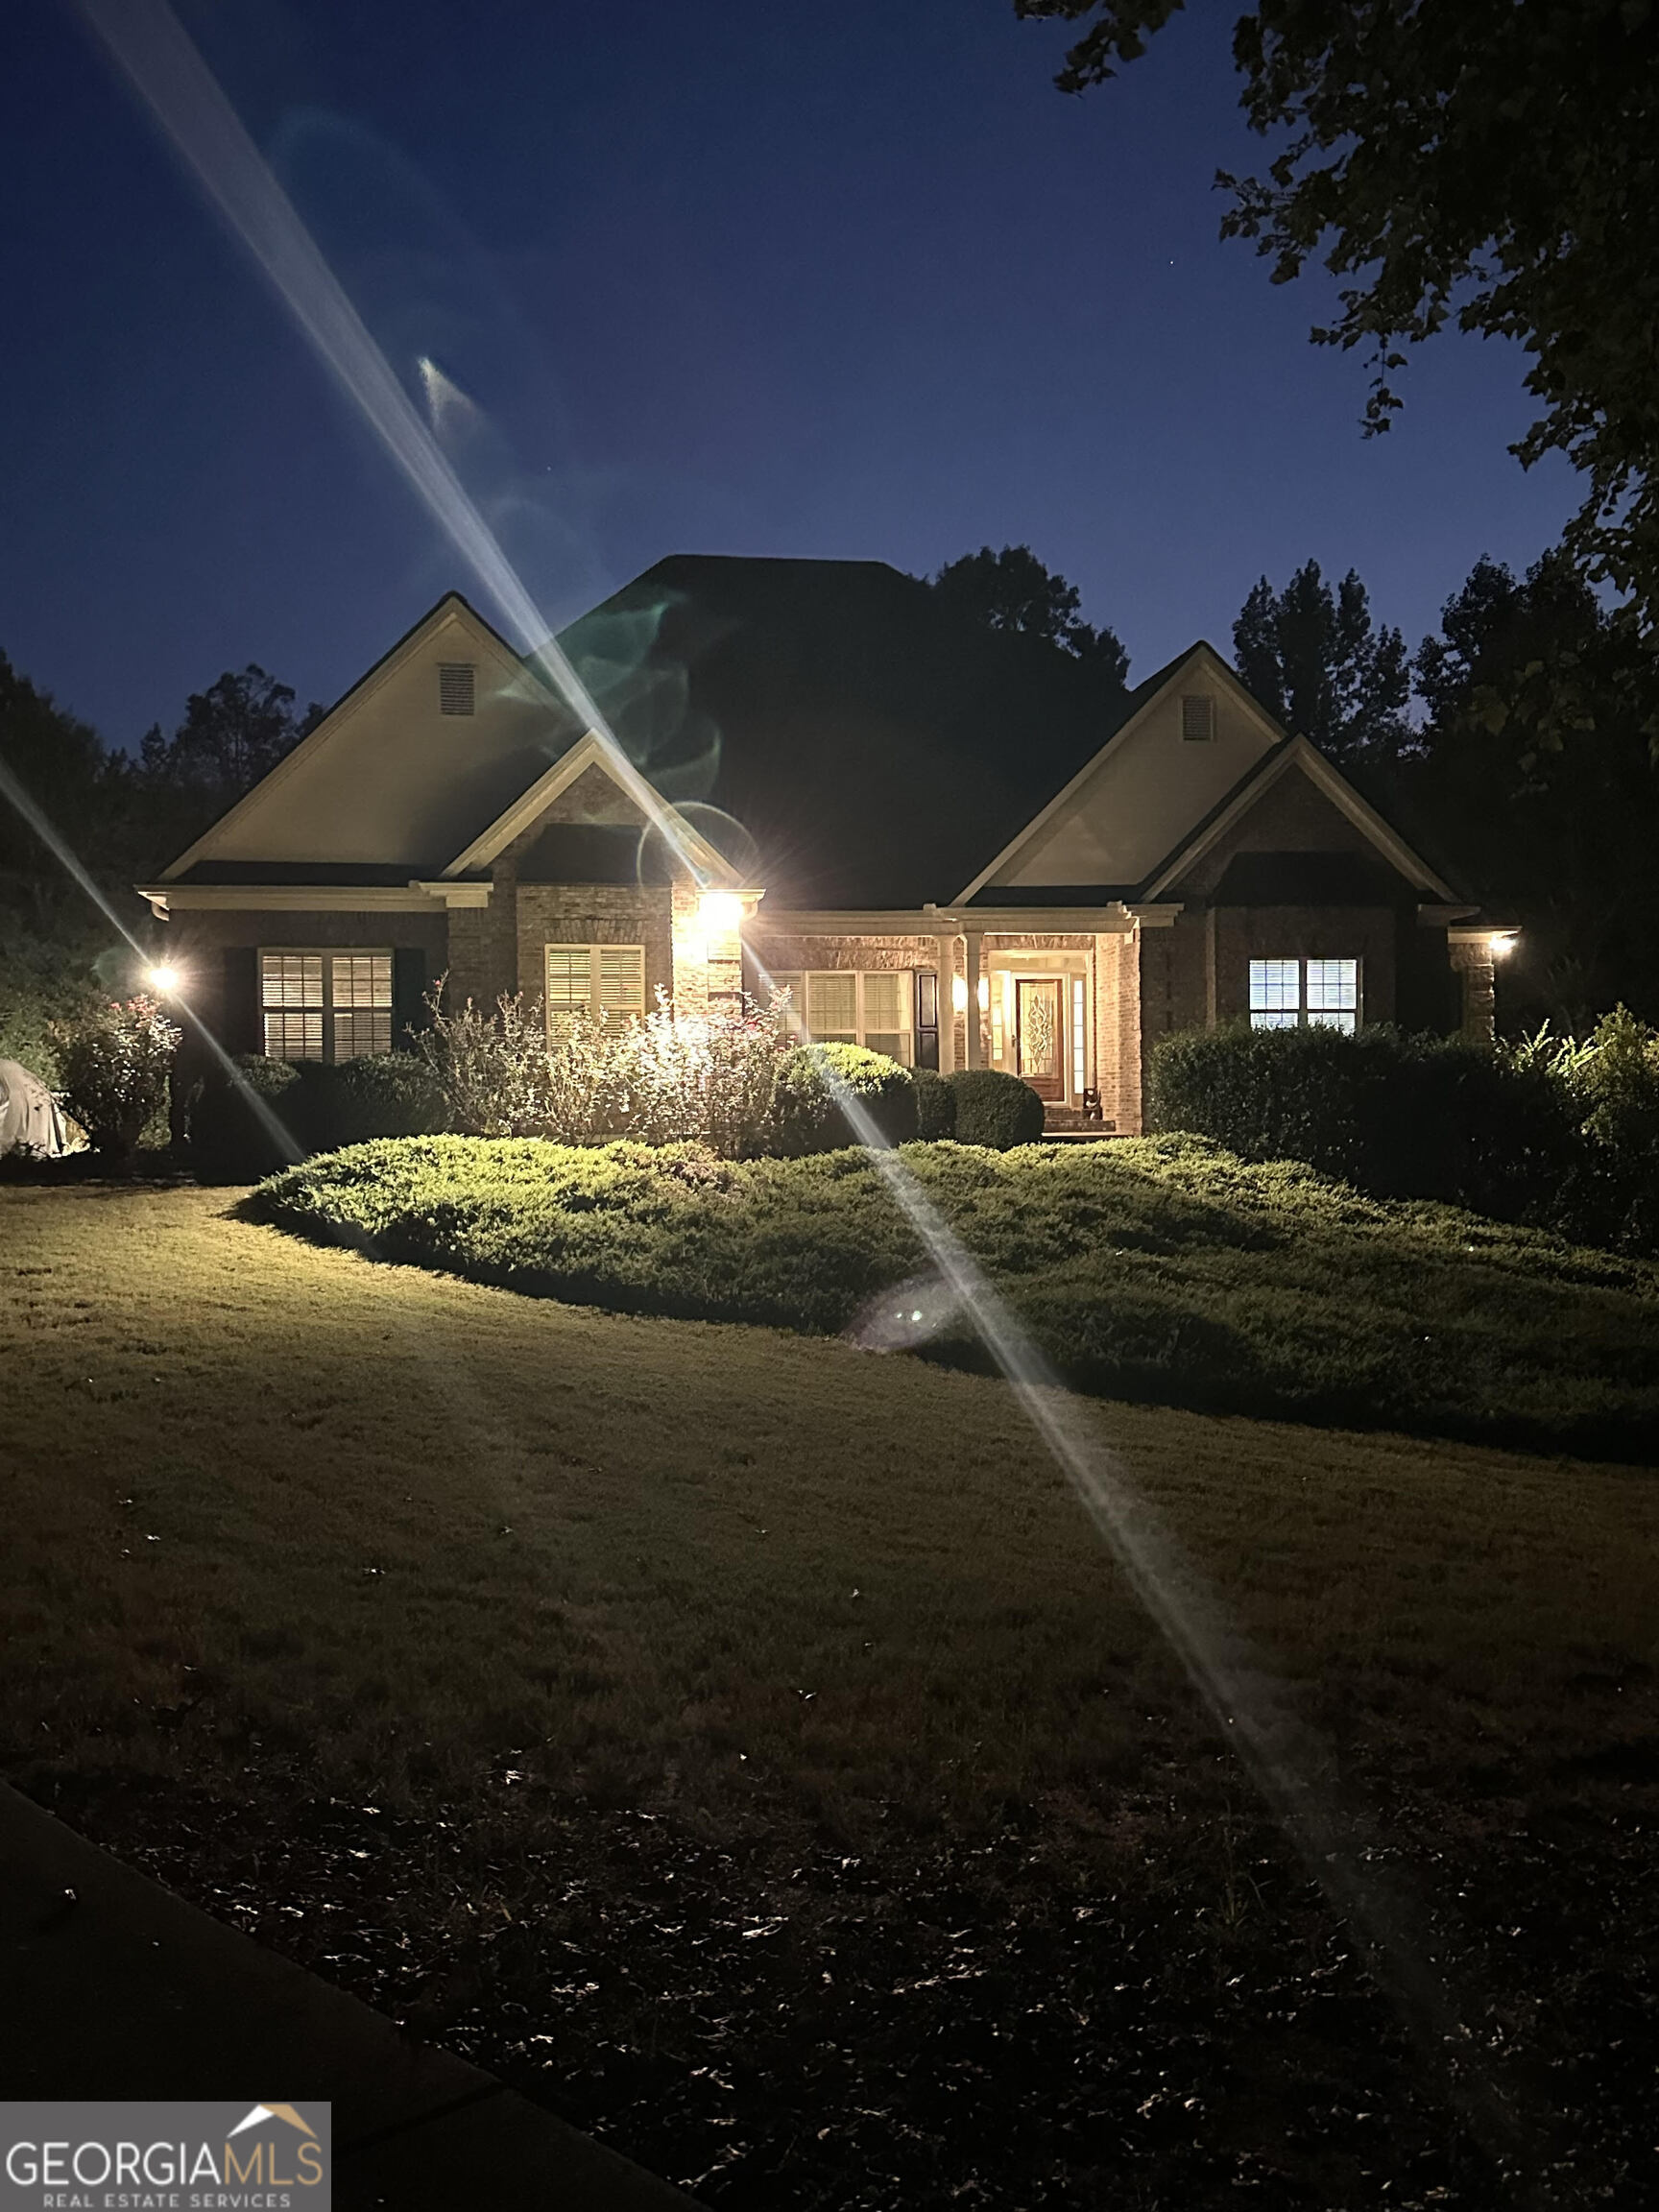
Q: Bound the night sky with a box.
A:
[5,0,1577,750]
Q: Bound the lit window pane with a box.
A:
[1250,1009,1299,1030]
[261,952,323,1011]
[1308,1009,1358,1033]
[864,1032,908,1063]
[331,953,392,1010]
[1072,975,1087,1096]
[806,973,856,1036]
[861,973,905,1032]
[1306,958,1358,1012]
[334,1010,393,1059]
[264,1009,324,1060]
[597,945,645,1019]
[1249,959,1300,1012]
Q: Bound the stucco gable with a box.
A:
[959,644,1284,901]
[160,594,581,881]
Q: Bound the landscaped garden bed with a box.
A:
[246,1130,1659,1458]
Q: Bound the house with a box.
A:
[139,556,1510,1132]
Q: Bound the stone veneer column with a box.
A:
[1450,938,1497,1044]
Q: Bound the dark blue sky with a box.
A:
[4,0,1575,749]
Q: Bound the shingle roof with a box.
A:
[556,555,1140,908]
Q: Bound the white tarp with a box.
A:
[0,1059,70,1158]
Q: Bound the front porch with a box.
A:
[746,904,1153,1135]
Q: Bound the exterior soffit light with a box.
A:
[698,890,745,931]
[145,965,182,995]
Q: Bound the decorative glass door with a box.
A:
[1015,977,1064,1099]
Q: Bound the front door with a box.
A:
[1015,976,1064,1100]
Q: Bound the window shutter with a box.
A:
[392,949,428,1043]
[545,945,592,1033]
[596,945,646,1019]
[439,662,475,715]
[222,947,260,1056]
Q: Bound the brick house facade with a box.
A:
[141,574,1510,1133]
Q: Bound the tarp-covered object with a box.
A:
[0,1059,70,1158]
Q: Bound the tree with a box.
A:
[931,544,1130,687]
[1015,1,1659,639]
[139,664,323,798]
[1398,552,1659,1026]
[1232,560,1412,769]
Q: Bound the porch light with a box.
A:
[976,975,990,1013]
[145,965,182,995]
[950,974,968,1014]
[698,890,744,932]
[1488,932,1517,959]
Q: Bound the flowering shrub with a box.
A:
[48,995,180,1161]
[418,983,792,1158]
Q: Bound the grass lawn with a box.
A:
[3,1183,1657,2207]
[247,1132,1659,1457]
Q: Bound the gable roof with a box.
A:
[1141,733,1460,902]
[160,592,582,882]
[951,640,1249,902]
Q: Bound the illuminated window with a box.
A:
[1071,975,1087,1095]
[260,950,392,1062]
[438,662,475,715]
[780,971,919,1063]
[545,943,646,1036]
[1249,957,1358,1032]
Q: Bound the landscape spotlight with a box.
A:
[698,890,744,932]
[146,964,182,995]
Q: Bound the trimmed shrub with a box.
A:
[186,1056,302,1183]
[912,1067,956,1141]
[948,1068,1046,1150]
[768,1042,919,1154]
[188,1053,447,1182]
[48,995,180,1164]
[1146,1022,1579,1224]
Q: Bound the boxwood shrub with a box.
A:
[768,1042,919,1154]
[912,1067,956,1141]
[948,1068,1046,1149]
[188,1053,446,1182]
[1146,1022,1578,1223]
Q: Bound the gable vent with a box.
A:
[1181,694,1215,743]
[439,661,476,716]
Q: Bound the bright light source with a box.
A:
[1488,933,1516,959]
[146,965,181,995]
[950,974,968,1014]
[976,975,990,1012]
[698,890,744,932]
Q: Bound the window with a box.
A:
[1071,975,1087,1096]
[1181,694,1215,742]
[1249,956,1358,1033]
[438,661,475,716]
[545,943,646,1035]
[260,950,392,1061]
[769,971,916,1064]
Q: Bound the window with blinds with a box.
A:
[768,971,916,1064]
[1249,956,1359,1032]
[544,943,647,1034]
[438,661,475,715]
[260,950,392,1061]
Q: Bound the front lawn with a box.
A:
[246,1132,1659,1457]
[3,1185,1656,2207]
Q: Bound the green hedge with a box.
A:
[188,1054,446,1182]
[947,1068,1046,1149]
[1147,1023,1578,1224]
[912,1067,956,1141]
[769,1042,919,1154]
[244,1133,1659,1459]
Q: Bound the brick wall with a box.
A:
[515,884,677,1009]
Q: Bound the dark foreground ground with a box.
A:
[4,1187,1656,2207]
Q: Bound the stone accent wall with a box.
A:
[1450,939,1497,1043]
